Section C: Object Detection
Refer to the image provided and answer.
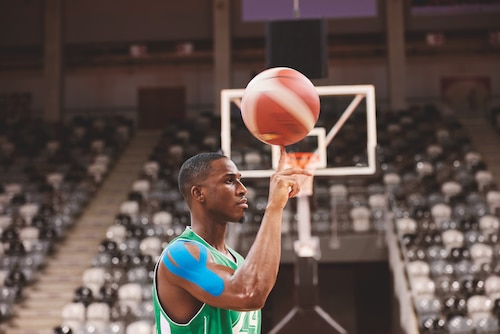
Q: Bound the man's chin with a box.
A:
[237,214,247,224]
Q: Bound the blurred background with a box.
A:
[0,0,500,333]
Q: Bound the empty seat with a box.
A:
[61,302,86,333]
[486,190,500,215]
[349,206,371,232]
[475,170,494,193]
[442,229,465,252]
[431,203,452,227]
[82,268,106,298]
[119,201,139,219]
[88,163,107,184]
[467,295,493,326]
[395,217,417,236]
[126,320,153,334]
[86,302,111,332]
[118,283,143,313]
[132,180,150,199]
[143,161,160,181]
[19,203,39,225]
[106,225,127,245]
[139,236,163,260]
[469,243,493,266]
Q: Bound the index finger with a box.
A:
[276,146,286,172]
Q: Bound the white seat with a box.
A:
[442,229,465,251]
[350,206,371,232]
[475,170,494,192]
[479,215,500,235]
[415,161,434,177]
[82,267,106,298]
[441,181,462,202]
[47,172,64,189]
[19,226,39,252]
[106,225,127,244]
[118,283,143,313]
[0,215,12,233]
[465,151,482,170]
[88,163,107,183]
[486,190,500,215]
[120,201,139,217]
[406,260,430,279]
[431,203,452,227]
[484,275,500,300]
[395,217,417,236]
[469,243,493,266]
[5,183,22,197]
[19,203,39,225]
[426,144,443,160]
[368,193,387,210]
[143,161,160,180]
[86,302,111,332]
[413,295,441,317]
[329,184,348,199]
[383,173,401,187]
[61,302,86,333]
[467,295,493,326]
[132,180,150,198]
[410,276,435,298]
[169,145,184,160]
[126,320,153,334]
[152,211,172,226]
[139,236,163,259]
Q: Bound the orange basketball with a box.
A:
[240,67,320,146]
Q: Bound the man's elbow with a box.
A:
[238,290,269,310]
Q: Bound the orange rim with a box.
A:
[285,152,319,169]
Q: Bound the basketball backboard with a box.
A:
[220,84,377,178]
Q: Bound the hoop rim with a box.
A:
[285,152,320,170]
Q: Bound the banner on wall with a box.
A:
[411,0,500,15]
[441,76,491,116]
[242,0,377,21]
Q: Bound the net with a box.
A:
[285,152,319,197]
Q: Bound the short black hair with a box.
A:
[177,152,228,203]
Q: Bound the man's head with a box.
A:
[178,152,248,223]
[178,152,228,204]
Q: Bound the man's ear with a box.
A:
[191,186,205,203]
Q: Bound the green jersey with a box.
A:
[153,227,262,334]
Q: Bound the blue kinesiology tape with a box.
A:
[163,240,225,297]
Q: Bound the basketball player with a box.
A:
[153,146,310,333]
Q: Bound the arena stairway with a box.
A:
[459,115,500,185]
[3,130,162,334]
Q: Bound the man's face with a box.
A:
[199,158,248,223]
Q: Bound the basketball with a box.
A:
[240,67,320,146]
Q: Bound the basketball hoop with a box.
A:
[285,152,319,197]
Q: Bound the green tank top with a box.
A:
[153,227,262,334]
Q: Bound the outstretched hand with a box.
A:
[267,146,312,208]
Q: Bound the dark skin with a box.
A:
[157,147,311,324]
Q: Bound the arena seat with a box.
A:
[85,302,111,332]
[61,302,86,333]
[82,267,107,299]
[125,320,153,334]
[118,283,143,314]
